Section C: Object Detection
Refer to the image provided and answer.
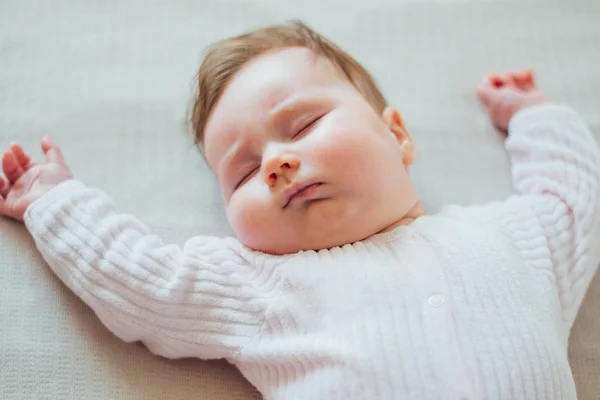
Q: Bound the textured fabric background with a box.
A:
[1,0,598,399]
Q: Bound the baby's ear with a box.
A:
[382,107,415,166]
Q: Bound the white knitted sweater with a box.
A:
[24,105,600,400]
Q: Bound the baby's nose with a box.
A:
[263,154,300,187]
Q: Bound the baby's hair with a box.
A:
[190,20,387,152]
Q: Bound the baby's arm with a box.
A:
[0,141,269,360]
[477,71,600,328]
[505,104,600,327]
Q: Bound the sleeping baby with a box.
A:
[1,21,599,400]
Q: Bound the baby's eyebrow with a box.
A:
[268,93,325,127]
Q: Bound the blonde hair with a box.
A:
[190,20,387,150]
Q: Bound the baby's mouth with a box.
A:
[283,182,323,208]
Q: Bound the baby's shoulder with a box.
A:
[414,210,512,245]
[431,196,550,250]
[438,195,542,228]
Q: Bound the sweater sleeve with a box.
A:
[504,104,600,327]
[23,180,272,360]
[447,104,600,328]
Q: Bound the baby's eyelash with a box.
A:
[235,167,259,189]
[293,115,324,138]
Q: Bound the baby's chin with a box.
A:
[244,233,354,256]
[238,200,381,255]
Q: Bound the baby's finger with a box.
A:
[509,69,535,91]
[41,136,66,165]
[2,150,24,184]
[476,85,494,107]
[512,69,534,83]
[489,74,506,88]
[10,143,37,170]
[521,70,535,90]
[0,175,10,198]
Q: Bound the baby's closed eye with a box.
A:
[235,166,260,189]
[291,114,325,139]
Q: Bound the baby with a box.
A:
[1,21,599,400]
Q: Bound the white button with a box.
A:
[428,294,445,307]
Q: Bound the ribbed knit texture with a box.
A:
[23,105,600,399]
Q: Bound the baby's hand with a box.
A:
[477,69,548,132]
[0,136,73,222]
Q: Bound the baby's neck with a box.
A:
[375,202,425,235]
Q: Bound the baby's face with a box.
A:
[204,47,418,254]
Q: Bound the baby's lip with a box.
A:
[282,182,323,208]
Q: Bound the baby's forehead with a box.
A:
[222,48,342,112]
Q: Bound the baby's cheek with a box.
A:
[227,189,275,245]
[320,126,379,174]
